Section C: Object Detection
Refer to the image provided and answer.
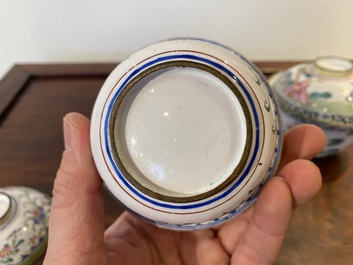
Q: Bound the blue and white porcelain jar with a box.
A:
[90,39,282,230]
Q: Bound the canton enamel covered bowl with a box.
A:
[90,39,282,230]
[0,187,50,265]
[270,56,353,157]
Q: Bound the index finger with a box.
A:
[279,124,326,170]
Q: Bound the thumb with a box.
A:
[44,113,106,265]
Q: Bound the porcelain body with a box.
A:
[269,57,353,157]
[0,187,50,265]
[91,39,282,230]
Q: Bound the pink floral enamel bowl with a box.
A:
[90,39,282,230]
[0,187,50,265]
[269,56,353,157]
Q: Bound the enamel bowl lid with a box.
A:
[270,56,353,129]
[0,187,51,265]
[90,38,282,230]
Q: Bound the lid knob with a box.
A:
[313,56,353,77]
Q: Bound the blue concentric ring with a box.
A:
[103,54,260,210]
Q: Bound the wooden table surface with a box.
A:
[0,62,352,265]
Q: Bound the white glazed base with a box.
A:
[115,66,247,197]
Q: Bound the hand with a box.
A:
[43,112,326,265]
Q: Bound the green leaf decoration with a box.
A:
[309,92,332,100]
[321,92,332,98]
[327,138,344,146]
[15,239,24,247]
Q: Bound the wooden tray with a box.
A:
[0,63,352,265]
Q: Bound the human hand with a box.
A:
[43,112,326,265]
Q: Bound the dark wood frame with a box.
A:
[0,62,352,265]
[0,61,301,118]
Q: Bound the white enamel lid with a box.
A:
[270,56,353,128]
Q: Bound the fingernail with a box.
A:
[63,116,76,151]
[272,175,290,186]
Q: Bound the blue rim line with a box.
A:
[103,54,260,210]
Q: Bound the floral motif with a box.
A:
[280,67,311,104]
[0,187,50,265]
[285,80,310,103]
[0,245,19,263]
[0,228,24,264]
[276,64,353,116]
[271,59,353,157]
[28,206,46,225]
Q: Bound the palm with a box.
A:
[103,122,326,265]
[105,187,283,265]
[44,113,326,265]
[105,212,232,265]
